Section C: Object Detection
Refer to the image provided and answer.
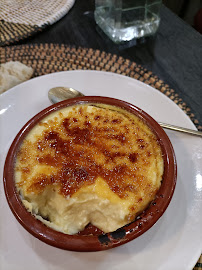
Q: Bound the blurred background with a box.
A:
[163,0,202,33]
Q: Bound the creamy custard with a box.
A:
[15,103,164,235]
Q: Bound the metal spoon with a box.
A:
[48,87,202,137]
[48,87,84,104]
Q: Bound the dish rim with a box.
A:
[3,96,177,251]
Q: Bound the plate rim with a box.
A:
[0,70,197,130]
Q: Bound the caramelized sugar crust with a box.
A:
[15,104,163,228]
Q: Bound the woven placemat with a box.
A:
[0,43,201,268]
[0,0,75,46]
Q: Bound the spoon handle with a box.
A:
[48,87,202,137]
[158,122,202,137]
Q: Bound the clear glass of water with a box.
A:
[94,0,162,43]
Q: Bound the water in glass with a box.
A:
[94,0,162,43]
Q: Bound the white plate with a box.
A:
[0,70,201,270]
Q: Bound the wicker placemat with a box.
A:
[0,0,75,46]
[0,43,201,268]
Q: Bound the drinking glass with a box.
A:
[94,0,162,43]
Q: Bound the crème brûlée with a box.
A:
[15,103,164,235]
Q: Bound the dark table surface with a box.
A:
[17,0,202,126]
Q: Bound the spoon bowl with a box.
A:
[48,86,84,104]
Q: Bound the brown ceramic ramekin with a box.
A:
[3,96,177,251]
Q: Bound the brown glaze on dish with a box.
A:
[3,96,177,251]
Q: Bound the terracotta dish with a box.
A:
[3,96,177,251]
